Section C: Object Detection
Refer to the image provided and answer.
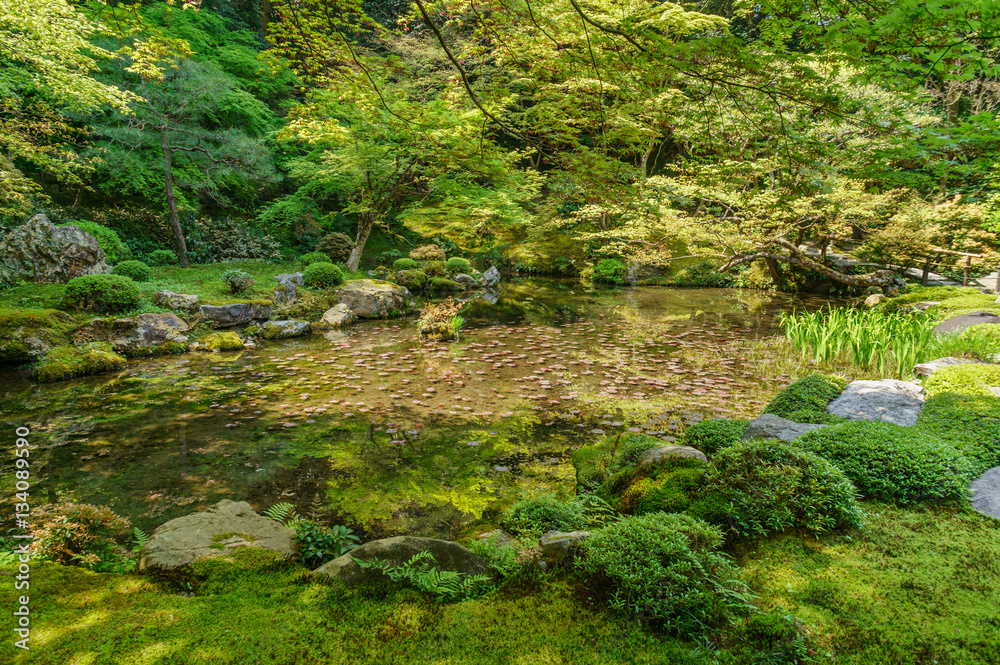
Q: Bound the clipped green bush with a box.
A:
[221,269,254,295]
[393,257,419,271]
[63,221,131,264]
[924,363,1000,399]
[577,512,753,636]
[112,260,151,283]
[316,232,353,263]
[303,262,345,289]
[592,258,626,284]
[445,257,473,274]
[795,420,971,504]
[918,393,1000,474]
[502,495,588,538]
[702,439,863,539]
[63,274,141,313]
[146,249,178,266]
[680,419,749,455]
[300,251,331,266]
[763,374,848,423]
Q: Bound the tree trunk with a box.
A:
[346,214,375,272]
[161,130,189,268]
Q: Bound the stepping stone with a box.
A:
[827,379,924,427]
[971,467,1000,519]
[743,414,826,441]
[933,312,1000,336]
[913,357,983,377]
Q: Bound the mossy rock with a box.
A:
[763,374,848,424]
[36,343,127,382]
[0,308,75,365]
[423,261,446,277]
[617,461,707,516]
[571,434,671,499]
[199,332,244,352]
[394,269,428,291]
[428,277,464,292]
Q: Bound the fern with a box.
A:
[264,502,298,526]
[354,551,492,602]
[131,527,148,553]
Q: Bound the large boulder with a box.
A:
[970,466,1000,520]
[637,444,708,466]
[334,280,414,319]
[743,414,827,442]
[260,320,311,340]
[274,272,304,287]
[79,313,190,357]
[826,379,925,427]
[913,356,983,378]
[0,309,74,365]
[933,312,1000,336]
[138,500,297,571]
[154,290,199,311]
[0,214,110,284]
[199,303,271,327]
[482,266,501,288]
[313,304,356,330]
[452,273,479,291]
[312,536,487,584]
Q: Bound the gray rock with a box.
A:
[482,266,501,288]
[864,293,886,308]
[911,301,942,311]
[272,282,296,306]
[312,536,487,583]
[971,466,1000,519]
[743,414,827,441]
[334,279,414,319]
[154,290,199,310]
[933,312,1000,335]
[913,356,983,377]
[81,313,190,357]
[313,304,356,330]
[274,272,304,287]
[0,214,111,284]
[637,444,708,466]
[199,303,271,327]
[537,530,590,563]
[452,273,479,290]
[138,500,297,571]
[826,379,925,427]
[476,530,515,547]
[260,320,311,339]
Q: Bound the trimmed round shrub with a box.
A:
[410,244,446,261]
[393,257,419,271]
[680,419,749,455]
[147,249,178,266]
[592,258,626,284]
[221,269,254,295]
[763,374,848,423]
[701,439,863,539]
[445,257,473,274]
[316,232,354,262]
[62,221,131,264]
[577,512,752,636]
[63,274,141,313]
[112,259,150,282]
[303,262,345,289]
[502,495,588,538]
[924,363,1000,399]
[300,251,331,266]
[918,393,1000,474]
[795,420,972,504]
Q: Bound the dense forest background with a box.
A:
[3,0,1000,287]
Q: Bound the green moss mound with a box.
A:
[299,252,331,266]
[423,260,446,277]
[501,495,588,539]
[36,343,127,382]
[0,308,75,365]
[146,249,178,266]
[394,269,428,291]
[924,363,1000,399]
[702,439,863,539]
[303,262,345,289]
[881,285,968,314]
[795,420,972,504]
[763,374,848,423]
[112,260,151,282]
[617,459,707,516]
[429,277,464,292]
[199,332,244,352]
[571,434,662,493]
[392,258,419,271]
[680,419,749,455]
[445,257,473,274]
[62,221,131,264]
[917,393,1000,473]
[316,232,353,262]
[63,274,141,313]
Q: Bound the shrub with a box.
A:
[617,460,707,515]
[577,512,753,636]
[410,244,446,261]
[112,259,151,282]
[62,221,131,264]
[592,258,626,284]
[924,363,1000,399]
[423,260,446,277]
[146,249,178,266]
[702,439,863,539]
[795,420,972,504]
[63,274,141,313]
[30,502,133,572]
[221,269,254,295]
[671,261,736,288]
[680,419,749,455]
[316,232,353,262]
[187,218,282,263]
[763,374,848,423]
[300,251,331,266]
[502,495,588,538]
[293,520,359,568]
[727,609,811,664]
[377,249,405,266]
[393,257,420,271]
[303,262,345,289]
[36,343,127,382]
[445,257,473,274]
[918,393,1000,473]
[571,434,662,493]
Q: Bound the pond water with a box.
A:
[0,280,842,539]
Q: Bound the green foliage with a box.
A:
[724,609,811,665]
[316,232,354,262]
[422,260,446,277]
[763,374,848,423]
[393,257,419,271]
[571,433,663,495]
[617,462,706,516]
[680,419,749,456]
[592,258,626,285]
[0,307,74,364]
[30,502,134,573]
[577,512,754,636]
[185,219,283,264]
[501,495,588,539]
[36,342,127,382]
[393,269,428,291]
[63,274,140,313]
[300,251,331,266]
[293,520,360,568]
[64,221,131,264]
[354,551,492,603]
[670,261,737,288]
[220,269,254,295]
[147,249,178,266]
[702,439,863,539]
[111,259,150,282]
[795,420,972,504]
[917,393,1000,474]
[445,257,473,274]
[924,363,1000,399]
[303,262,345,289]
[263,502,298,526]
[198,332,243,352]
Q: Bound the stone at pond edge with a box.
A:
[199,303,272,327]
[334,280,414,319]
[0,214,110,284]
[482,266,501,288]
[138,500,297,571]
[970,466,1000,520]
[826,379,925,427]
[260,319,311,339]
[197,331,244,352]
[154,290,199,310]
[637,445,708,466]
[743,414,827,442]
[77,313,190,357]
[452,273,479,290]
[311,536,487,583]
[313,304,356,330]
[933,312,1000,336]
[913,356,984,378]
[537,530,590,563]
[864,293,885,308]
[0,309,74,365]
[36,343,127,382]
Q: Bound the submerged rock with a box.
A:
[743,414,827,442]
[154,290,199,310]
[334,280,414,318]
[312,536,487,583]
[933,312,1000,335]
[826,379,925,427]
[197,331,244,352]
[79,313,190,357]
[913,356,983,378]
[199,303,272,327]
[0,214,110,284]
[260,320,311,339]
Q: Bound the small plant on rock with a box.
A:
[417,297,465,341]
[221,269,254,295]
[30,502,134,572]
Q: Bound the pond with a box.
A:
[0,279,842,539]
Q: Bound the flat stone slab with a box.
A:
[827,379,925,427]
[637,444,708,466]
[971,467,1000,519]
[260,320,311,339]
[312,536,487,583]
[743,414,827,441]
[913,357,983,377]
[933,312,1000,336]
